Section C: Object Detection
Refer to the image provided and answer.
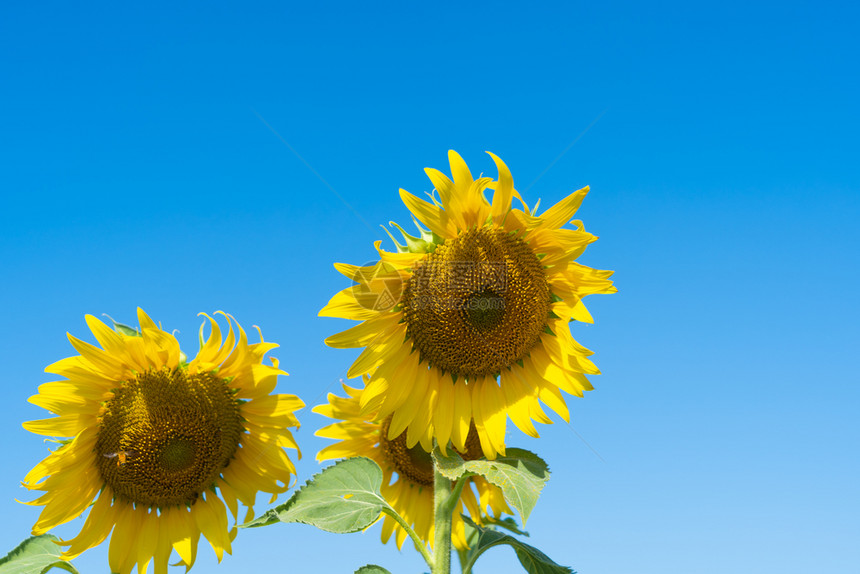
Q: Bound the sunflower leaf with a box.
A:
[0,534,80,574]
[461,516,573,574]
[354,565,392,574]
[242,457,388,534]
[434,448,549,524]
[481,515,530,537]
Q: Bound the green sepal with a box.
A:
[103,314,139,337]
[354,566,393,574]
[243,457,393,534]
[0,534,80,574]
[425,190,443,207]
[433,448,549,524]
[460,516,573,574]
[389,221,430,253]
[43,437,73,448]
[388,218,441,254]
[380,225,409,253]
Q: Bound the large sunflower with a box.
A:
[314,382,511,549]
[21,309,303,574]
[320,151,615,459]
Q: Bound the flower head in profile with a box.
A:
[314,382,510,549]
[21,309,303,574]
[320,151,615,459]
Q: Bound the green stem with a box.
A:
[381,506,433,570]
[461,548,482,574]
[448,476,467,509]
[432,467,453,574]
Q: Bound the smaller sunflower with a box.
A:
[314,382,511,550]
[21,309,303,574]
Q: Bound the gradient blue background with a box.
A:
[2,2,858,573]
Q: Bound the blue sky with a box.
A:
[1,1,858,573]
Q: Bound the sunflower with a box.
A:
[314,382,511,549]
[320,151,615,459]
[21,309,303,574]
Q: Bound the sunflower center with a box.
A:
[465,288,506,331]
[380,416,434,487]
[95,368,243,507]
[160,438,196,472]
[380,417,485,488]
[401,227,551,378]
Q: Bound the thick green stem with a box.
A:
[432,467,453,574]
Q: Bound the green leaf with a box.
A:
[354,565,392,574]
[461,517,573,574]
[243,457,388,534]
[0,534,80,574]
[434,448,549,524]
[481,515,529,537]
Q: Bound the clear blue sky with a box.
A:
[2,2,858,573]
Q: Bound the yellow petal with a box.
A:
[432,377,455,454]
[22,426,97,487]
[62,493,115,559]
[500,370,540,438]
[399,189,456,239]
[217,480,240,522]
[170,508,199,570]
[530,343,585,397]
[406,375,438,449]
[366,341,417,415]
[348,327,403,379]
[479,378,507,457]
[194,495,231,561]
[23,414,98,437]
[241,394,304,420]
[448,150,474,188]
[84,315,127,358]
[471,379,497,459]
[136,511,159,574]
[31,468,100,534]
[108,503,141,574]
[375,241,426,267]
[28,391,96,415]
[424,167,456,208]
[536,186,589,230]
[450,378,472,452]
[487,152,514,223]
[324,313,401,348]
[388,365,429,439]
[43,356,115,387]
[537,380,570,422]
[137,308,181,368]
[380,514,396,545]
[153,511,172,574]
[66,334,125,379]
[510,366,552,425]
[319,287,381,321]
[35,380,109,402]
